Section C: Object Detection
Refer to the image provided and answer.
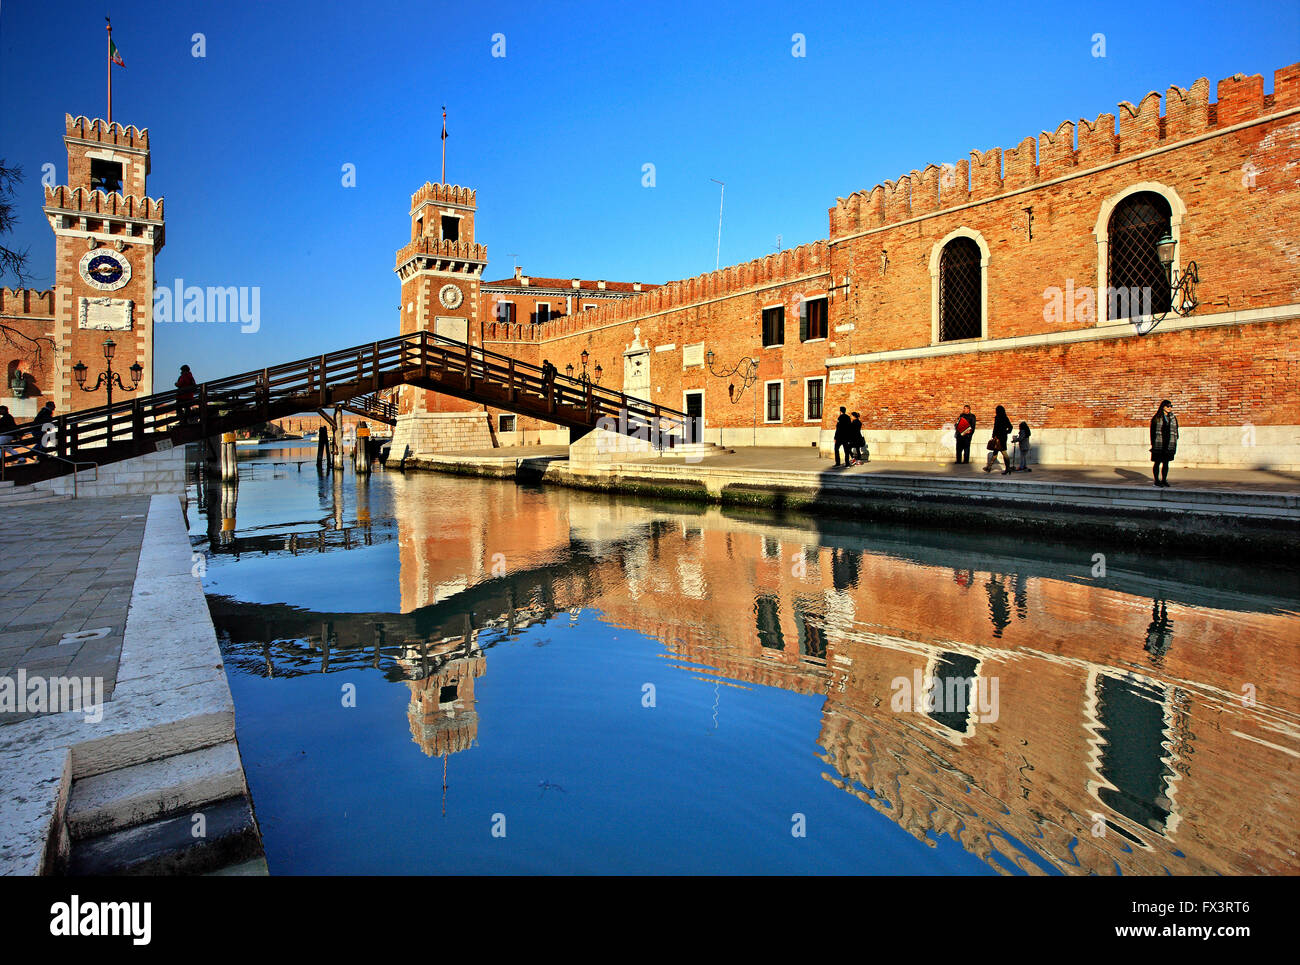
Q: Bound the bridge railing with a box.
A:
[2,330,689,479]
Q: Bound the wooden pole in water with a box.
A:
[220,432,238,483]
[355,423,371,474]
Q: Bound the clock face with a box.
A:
[79,248,131,291]
[439,283,463,309]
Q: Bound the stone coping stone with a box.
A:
[0,495,247,875]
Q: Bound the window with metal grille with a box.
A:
[1107,192,1172,319]
[806,378,824,421]
[765,381,782,422]
[938,237,982,341]
[762,306,784,346]
[498,414,516,432]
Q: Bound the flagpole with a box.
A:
[106,18,113,124]
[441,107,447,184]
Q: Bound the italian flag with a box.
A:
[109,37,125,68]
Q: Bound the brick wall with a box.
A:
[409,63,1300,466]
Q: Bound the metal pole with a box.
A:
[106,20,112,124]
[711,178,725,271]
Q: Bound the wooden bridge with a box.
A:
[1,332,689,484]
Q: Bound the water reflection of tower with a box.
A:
[401,621,486,760]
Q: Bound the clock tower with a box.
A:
[390,181,493,456]
[44,114,164,413]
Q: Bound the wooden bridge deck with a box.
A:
[1,332,689,485]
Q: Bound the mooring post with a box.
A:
[316,426,328,471]
[355,422,371,474]
[220,431,238,483]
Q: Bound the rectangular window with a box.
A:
[799,297,828,341]
[755,594,784,650]
[583,303,596,311]
[440,215,459,242]
[498,414,516,432]
[762,306,784,347]
[765,380,782,423]
[536,303,551,324]
[805,377,824,421]
[497,301,516,324]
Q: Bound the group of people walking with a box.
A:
[832,407,868,467]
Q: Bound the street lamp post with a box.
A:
[73,336,143,443]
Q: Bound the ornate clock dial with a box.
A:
[439,283,463,309]
[79,248,131,292]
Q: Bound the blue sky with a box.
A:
[2,0,1296,378]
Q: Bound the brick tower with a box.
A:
[390,182,493,458]
[43,114,165,413]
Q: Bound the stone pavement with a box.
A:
[419,445,1300,494]
[0,495,151,724]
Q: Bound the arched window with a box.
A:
[1107,192,1172,318]
[938,236,982,341]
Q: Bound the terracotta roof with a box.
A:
[481,274,657,294]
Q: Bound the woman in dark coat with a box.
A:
[985,405,1013,474]
[1150,399,1178,487]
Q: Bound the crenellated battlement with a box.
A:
[395,236,488,269]
[525,239,831,339]
[0,287,56,319]
[409,182,476,212]
[64,113,149,149]
[829,62,1300,238]
[43,185,164,220]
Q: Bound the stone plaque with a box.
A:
[683,343,705,368]
[829,368,855,385]
[79,296,134,331]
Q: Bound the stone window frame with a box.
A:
[803,376,825,423]
[929,227,990,345]
[1094,181,1187,326]
[763,379,783,423]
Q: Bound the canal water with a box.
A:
[187,443,1300,875]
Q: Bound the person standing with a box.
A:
[32,400,56,455]
[1010,421,1032,472]
[984,404,1012,474]
[175,364,197,424]
[1149,399,1178,487]
[833,406,852,467]
[954,404,975,464]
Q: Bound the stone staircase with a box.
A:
[0,479,73,507]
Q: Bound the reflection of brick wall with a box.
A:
[435,491,1297,875]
